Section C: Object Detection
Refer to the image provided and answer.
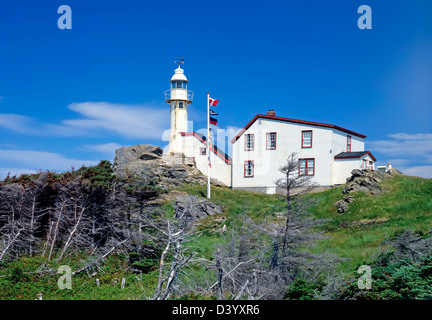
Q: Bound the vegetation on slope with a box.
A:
[1,162,431,300]
[309,174,432,272]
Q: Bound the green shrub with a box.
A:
[284,278,319,300]
[9,266,30,284]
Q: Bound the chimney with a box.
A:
[267,109,276,116]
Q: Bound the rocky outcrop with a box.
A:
[333,195,356,213]
[174,195,223,225]
[113,145,207,189]
[343,169,393,196]
[113,145,164,178]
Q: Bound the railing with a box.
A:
[164,90,194,102]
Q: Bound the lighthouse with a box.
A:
[165,64,194,154]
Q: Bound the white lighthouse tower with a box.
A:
[165,62,194,154]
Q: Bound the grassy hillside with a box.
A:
[174,174,432,274]
[309,174,432,272]
[1,170,431,299]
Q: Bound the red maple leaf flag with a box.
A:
[209,97,219,107]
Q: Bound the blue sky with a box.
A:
[0,0,431,178]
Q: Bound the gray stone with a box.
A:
[343,195,356,203]
[343,169,393,195]
[175,195,223,224]
[113,145,163,179]
[334,200,349,213]
[112,144,210,188]
[168,167,188,179]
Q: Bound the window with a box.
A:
[245,134,254,151]
[302,130,312,148]
[178,101,184,108]
[172,81,186,89]
[200,147,206,155]
[347,135,352,152]
[244,160,254,177]
[362,159,367,169]
[266,132,276,149]
[299,158,315,176]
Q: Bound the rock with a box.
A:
[343,169,393,195]
[112,145,209,188]
[139,146,163,160]
[113,145,163,179]
[334,200,350,213]
[343,195,356,203]
[174,195,223,224]
[333,194,356,214]
[167,167,188,179]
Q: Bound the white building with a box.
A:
[230,110,376,193]
[164,66,376,193]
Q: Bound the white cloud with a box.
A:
[0,168,37,179]
[368,132,432,179]
[399,166,432,179]
[388,133,432,141]
[63,102,169,139]
[368,133,432,157]
[0,114,37,134]
[0,149,99,175]
[81,142,122,158]
[0,101,170,140]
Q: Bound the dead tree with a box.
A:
[272,153,340,288]
[152,199,199,300]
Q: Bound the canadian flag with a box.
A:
[209,97,219,106]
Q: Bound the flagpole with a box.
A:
[207,92,211,199]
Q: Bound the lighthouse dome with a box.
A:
[170,66,188,82]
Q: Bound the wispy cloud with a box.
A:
[0,167,37,178]
[401,166,432,179]
[0,114,38,134]
[61,102,169,139]
[388,133,432,141]
[0,101,169,140]
[0,149,98,177]
[368,132,432,157]
[81,142,122,158]
[368,132,432,178]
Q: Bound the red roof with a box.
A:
[231,114,367,143]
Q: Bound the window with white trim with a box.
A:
[302,130,312,148]
[200,147,206,155]
[299,158,315,176]
[266,132,276,149]
[244,160,254,177]
[245,134,254,151]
